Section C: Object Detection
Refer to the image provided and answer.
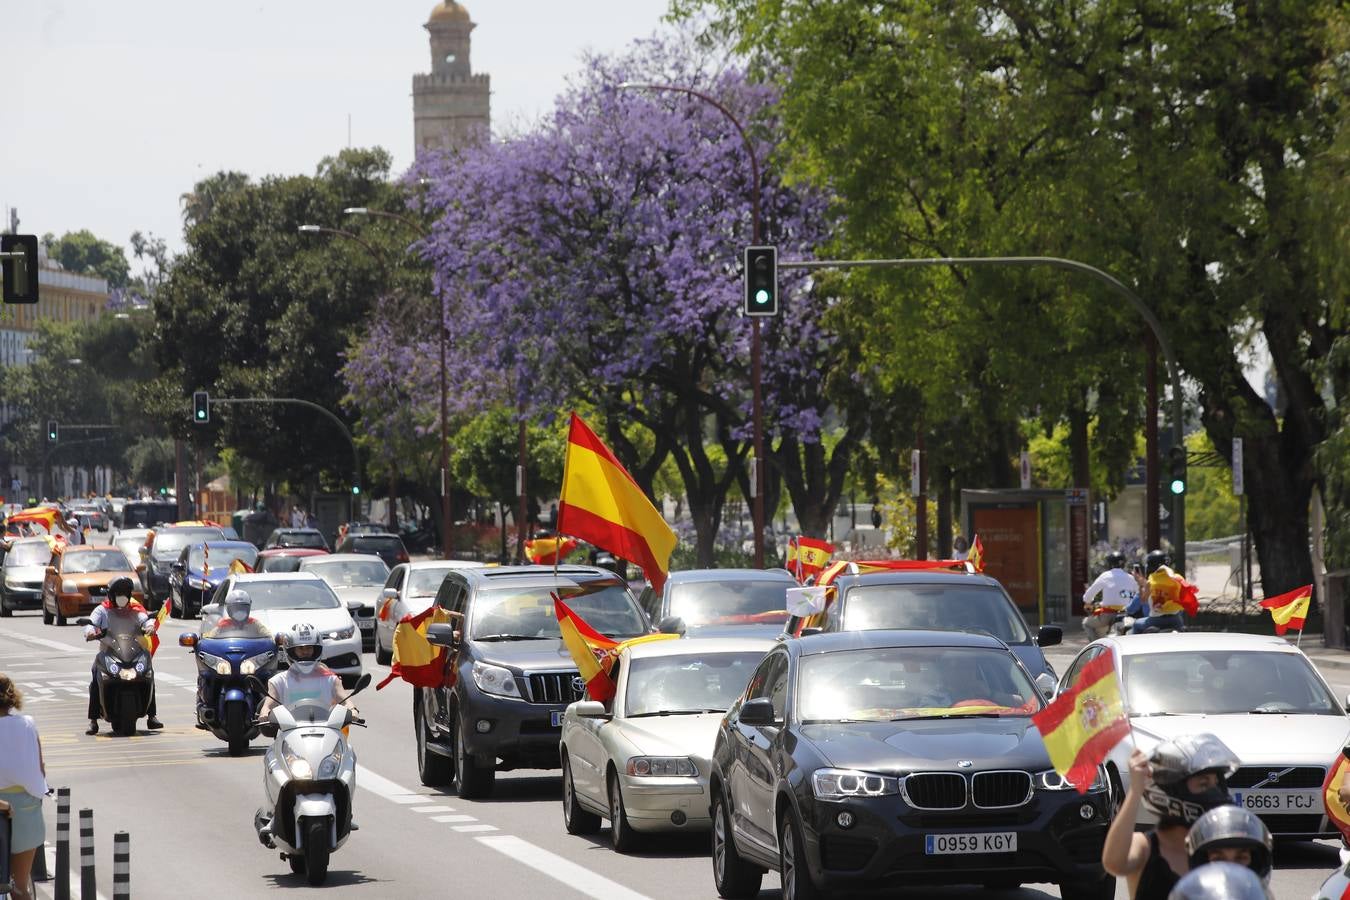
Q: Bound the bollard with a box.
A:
[112,831,129,900]
[78,808,95,900]
[55,788,71,900]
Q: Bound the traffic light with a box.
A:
[1168,445,1187,495]
[46,420,58,443]
[2,234,39,304]
[193,391,210,424]
[351,484,361,496]
[743,246,778,317]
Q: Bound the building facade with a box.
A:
[412,1,491,153]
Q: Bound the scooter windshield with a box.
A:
[285,700,339,726]
[102,616,148,663]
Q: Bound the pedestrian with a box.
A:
[0,673,50,900]
[952,535,969,561]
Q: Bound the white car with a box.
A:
[559,637,773,852]
[373,561,482,665]
[200,572,364,686]
[295,553,391,652]
[1059,632,1350,839]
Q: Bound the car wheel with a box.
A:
[779,810,821,900]
[454,712,494,799]
[0,594,10,618]
[607,770,640,853]
[711,789,762,899]
[375,633,392,666]
[561,753,601,835]
[55,604,68,627]
[414,690,453,787]
[1060,875,1116,900]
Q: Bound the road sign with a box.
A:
[1020,451,1031,490]
[1232,437,1244,496]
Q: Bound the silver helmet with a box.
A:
[224,589,252,624]
[1167,861,1273,900]
[1143,733,1240,826]
[1185,806,1273,884]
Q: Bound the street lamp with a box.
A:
[616,81,768,568]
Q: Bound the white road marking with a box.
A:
[411,805,457,814]
[354,764,421,802]
[431,814,476,823]
[476,834,654,900]
[2,631,84,654]
[452,824,498,833]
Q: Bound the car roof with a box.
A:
[626,636,777,660]
[230,572,327,583]
[1095,632,1305,656]
[9,537,51,547]
[257,548,328,558]
[345,533,402,542]
[406,560,481,570]
[275,528,323,535]
[838,570,1005,589]
[790,628,1010,656]
[198,540,256,550]
[154,525,223,535]
[460,564,620,586]
[66,544,120,552]
[299,553,388,565]
[664,568,797,585]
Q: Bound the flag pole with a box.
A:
[1297,625,1304,648]
[553,413,576,583]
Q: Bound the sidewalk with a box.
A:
[1057,618,1350,671]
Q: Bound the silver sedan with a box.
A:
[374,560,483,665]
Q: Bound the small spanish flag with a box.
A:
[1322,752,1350,844]
[1260,584,1313,636]
[524,536,579,566]
[1032,649,1129,793]
[228,557,253,575]
[555,596,675,702]
[968,534,985,573]
[786,536,833,583]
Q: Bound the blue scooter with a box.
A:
[180,630,278,755]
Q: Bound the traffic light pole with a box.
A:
[203,397,360,526]
[779,254,1187,574]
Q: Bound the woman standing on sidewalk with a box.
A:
[0,673,50,900]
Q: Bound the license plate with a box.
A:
[550,710,565,727]
[1232,789,1321,812]
[925,832,1017,855]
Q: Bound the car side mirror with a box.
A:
[656,615,686,636]
[1344,692,1350,714]
[739,697,778,727]
[573,701,609,719]
[179,633,198,647]
[1035,673,1057,700]
[171,561,184,571]
[381,588,399,602]
[426,622,458,647]
[1037,625,1063,648]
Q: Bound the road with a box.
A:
[0,607,1345,899]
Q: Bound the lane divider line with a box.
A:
[2,632,85,654]
[451,824,498,833]
[410,805,457,814]
[475,834,654,900]
[430,815,476,823]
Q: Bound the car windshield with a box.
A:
[408,567,454,596]
[668,579,791,627]
[470,580,646,640]
[625,652,765,717]
[188,545,258,571]
[153,529,223,557]
[797,646,1042,723]
[5,542,52,568]
[1123,650,1340,716]
[839,584,1031,644]
[232,580,340,611]
[303,559,389,586]
[277,531,326,549]
[61,550,130,574]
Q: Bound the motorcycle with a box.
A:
[252,673,371,886]
[77,615,156,737]
[1106,613,1185,635]
[179,629,279,756]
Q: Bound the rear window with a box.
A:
[837,584,1031,645]
[152,528,224,557]
[276,531,327,550]
[354,536,402,549]
[257,556,304,574]
[122,503,178,529]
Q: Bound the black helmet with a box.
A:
[1185,806,1273,884]
[1145,549,1171,575]
[1167,861,1273,900]
[1104,551,1126,569]
[1143,733,1240,826]
[108,576,136,602]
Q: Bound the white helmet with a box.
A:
[286,623,323,674]
[225,589,252,623]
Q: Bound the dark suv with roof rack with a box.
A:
[413,565,651,799]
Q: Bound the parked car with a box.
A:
[709,629,1113,900]
[42,545,143,626]
[120,500,179,530]
[255,547,329,573]
[787,566,1061,680]
[263,528,330,552]
[1060,632,1350,839]
[0,537,53,616]
[141,525,227,611]
[561,637,773,852]
[637,568,798,637]
[200,573,363,687]
[374,561,482,665]
[413,565,650,798]
[168,540,259,618]
[335,532,409,569]
[295,553,390,652]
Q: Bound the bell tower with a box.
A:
[413,2,491,153]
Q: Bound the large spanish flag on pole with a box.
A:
[555,596,675,702]
[557,413,677,591]
[376,605,452,690]
[1260,584,1313,636]
[1032,650,1130,793]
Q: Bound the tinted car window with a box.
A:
[152,528,224,558]
[840,584,1031,644]
[352,536,403,551]
[274,530,327,550]
[257,555,304,573]
[187,544,257,570]
[470,580,645,640]
[668,579,792,626]
[122,502,178,529]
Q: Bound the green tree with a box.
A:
[41,229,131,288]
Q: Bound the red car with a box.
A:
[254,547,328,574]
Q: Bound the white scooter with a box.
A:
[252,673,370,886]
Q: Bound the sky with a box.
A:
[2,0,673,266]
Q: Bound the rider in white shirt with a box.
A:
[1082,552,1139,640]
[259,623,355,718]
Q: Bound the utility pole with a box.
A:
[1145,332,1160,550]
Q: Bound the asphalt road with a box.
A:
[1,607,1346,899]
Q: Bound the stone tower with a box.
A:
[412,1,491,153]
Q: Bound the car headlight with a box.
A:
[283,746,313,780]
[471,661,521,698]
[325,626,356,641]
[812,768,900,799]
[61,580,78,594]
[317,745,343,779]
[4,577,21,589]
[105,658,121,676]
[626,757,697,777]
[1035,767,1108,793]
[240,651,274,676]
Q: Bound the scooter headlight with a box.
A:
[282,745,314,780]
[105,658,121,676]
[317,745,344,779]
[134,659,146,673]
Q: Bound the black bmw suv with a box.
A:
[416,565,650,799]
[709,629,1113,900]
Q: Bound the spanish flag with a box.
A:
[556,413,677,591]
[555,596,675,702]
[227,558,253,575]
[1032,650,1129,793]
[786,537,833,583]
[1322,752,1350,843]
[525,536,579,566]
[376,605,452,690]
[148,595,171,656]
[1260,584,1313,636]
[968,534,985,573]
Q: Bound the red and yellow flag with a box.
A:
[148,596,171,656]
[968,534,985,573]
[1032,650,1129,793]
[556,413,677,592]
[525,536,579,566]
[227,557,253,575]
[786,537,834,583]
[376,605,452,690]
[1261,584,1313,636]
[555,596,675,702]
[1322,753,1350,844]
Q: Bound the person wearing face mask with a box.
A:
[257,624,355,720]
[203,589,270,639]
[83,577,161,735]
[1102,733,1241,899]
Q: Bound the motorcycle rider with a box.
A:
[1082,551,1140,639]
[83,576,162,735]
[1102,733,1241,899]
[1166,861,1272,899]
[202,589,270,639]
[258,624,356,719]
[1131,549,1188,634]
[1184,806,1272,886]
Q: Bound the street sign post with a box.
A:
[1232,437,1244,496]
[1020,451,1031,490]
